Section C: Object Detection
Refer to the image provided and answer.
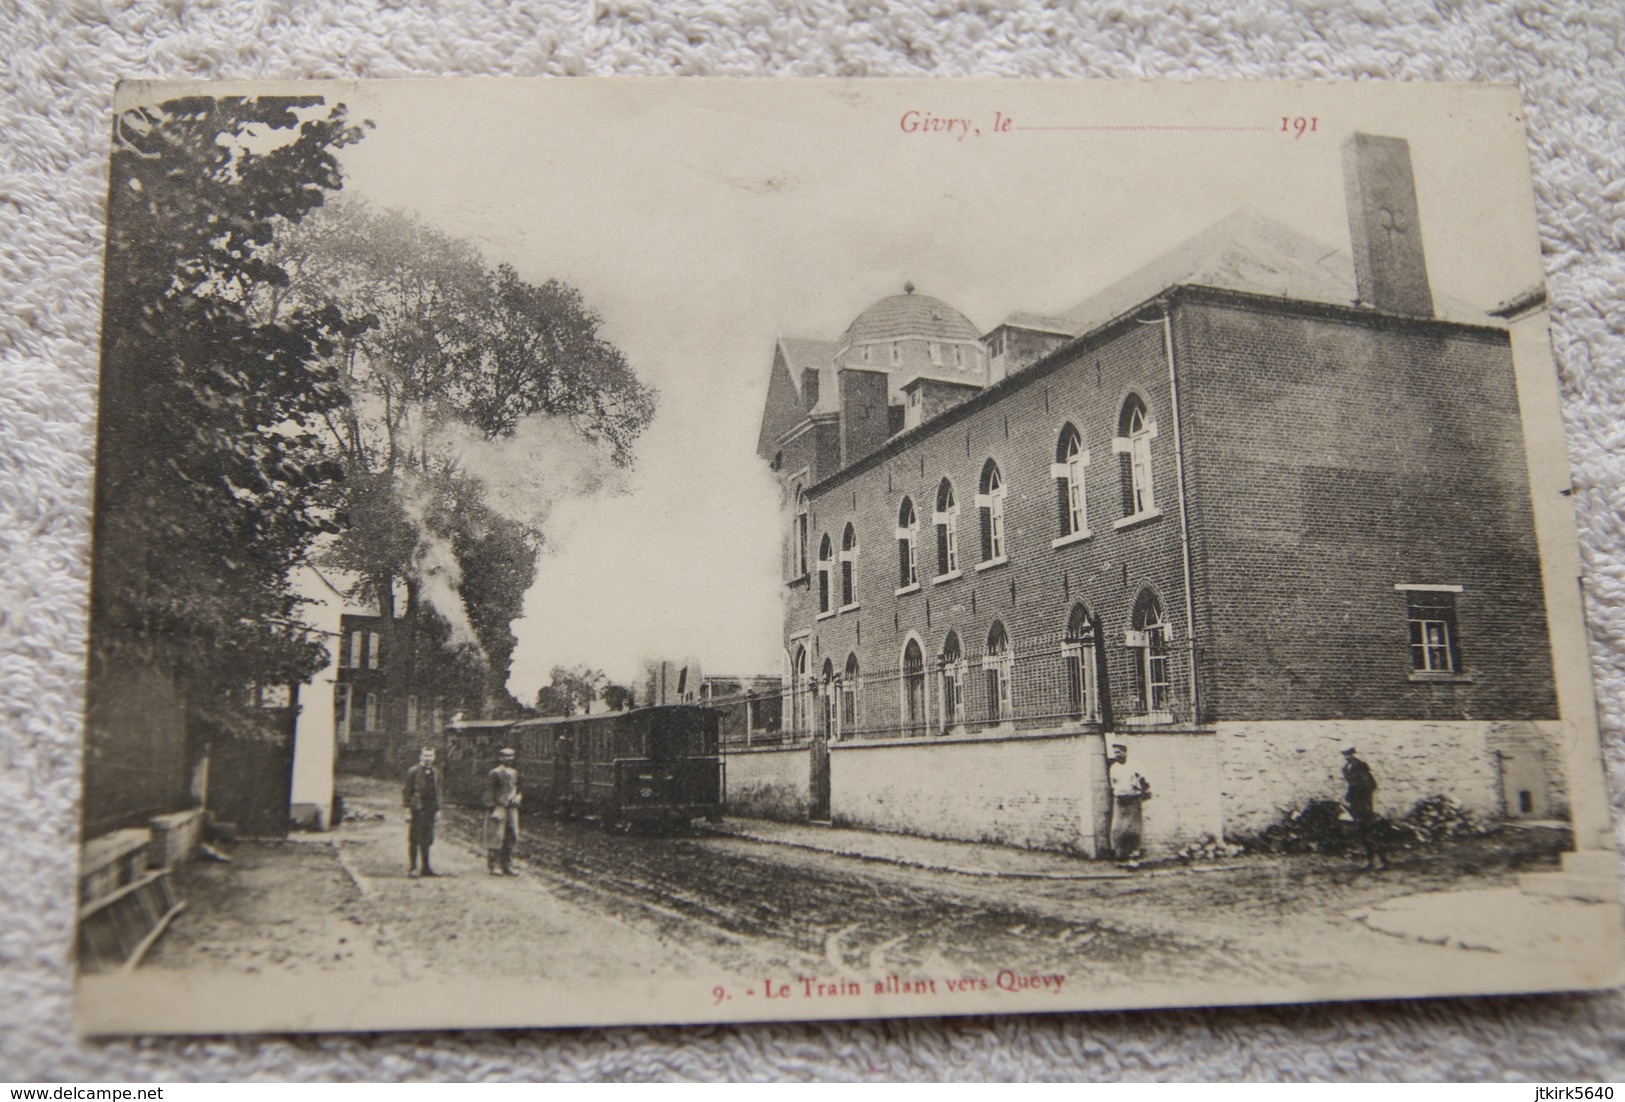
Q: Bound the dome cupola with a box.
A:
[834,284,987,393]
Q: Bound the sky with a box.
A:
[191,78,1548,701]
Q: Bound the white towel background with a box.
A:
[4,0,1624,1081]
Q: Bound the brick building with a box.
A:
[332,608,484,777]
[743,133,1563,856]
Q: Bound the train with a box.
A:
[443,704,724,828]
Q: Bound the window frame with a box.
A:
[1113,396,1162,529]
[841,652,861,731]
[816,533,834,617]
[1051,423,1091,545]
[976,460,1008,567]
[790,643,811,736]
[1127,590,1173,721]
[839,523,859,609]
[1062,604,1102,722]
[940,631,965,730]
[1397,584,1467,679]
[895,497,920,593]
[790,486,811,580]
[982,621,1013,725]
[335,684,353,743]
[933,478,961,581]
[901,636,928,735]
[820,657,837,738]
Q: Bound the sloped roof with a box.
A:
[777,337,842,416]
[996,311,1076,335]
[1054,208,1492,334]
[1057,208,1354,334]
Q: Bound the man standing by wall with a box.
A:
[403,746,441,878]
[1342,747,1390,870]
[1108,743,1151,864]
[486,747,522,876]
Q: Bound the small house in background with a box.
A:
[643,659,783,746]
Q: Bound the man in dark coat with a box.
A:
[486,747,522,876]
[403,746,442,877]
[1342,747,1389,870]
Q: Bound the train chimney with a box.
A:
[1342,132,1435,318]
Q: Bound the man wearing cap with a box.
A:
[1342,747,1389,870]
[486,747,523,876]
[403,746,441,878]
[1107,742,1151,863]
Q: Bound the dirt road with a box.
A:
[142,773,1579,1012]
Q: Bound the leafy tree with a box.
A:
[91,96,366,752]
[535,665,608,717]
[269,198,656,700]
[601,683,636,712]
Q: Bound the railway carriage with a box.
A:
[448,705,724,827]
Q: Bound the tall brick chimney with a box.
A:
[1342,132,1434,318]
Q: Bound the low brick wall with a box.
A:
[829,730,1114,856]
[724,745,811,821]
[1215,718,1562,837]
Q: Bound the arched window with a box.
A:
[842,653,860,731]
[364,691,380,732]
[1054,423,1088,538]
[1117,396,1157,518]
[816,533,833,614]
[791,644,810,734]
[405,695,419,733]
[840,523,858,608]
[1063,604,1101,722]
[977,460,1006,562]
[933,479,959,577]
[820,657,836,738]
[896,498,919,589]
[941,630,964,729]
[983,621,1012,723]
[902,638,927,734]
[791,487,810,578]
[1130,589,1172,716]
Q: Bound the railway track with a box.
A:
[440,805,1201,983]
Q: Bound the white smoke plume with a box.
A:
[394,471,481,651]
[433,414,627,542]
[388,413,627,655]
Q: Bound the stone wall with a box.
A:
[829,729,1112,855]
[1107,732,1226,854]
[1215,718,1564,837]
[723,745,810,821]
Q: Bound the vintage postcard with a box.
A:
[75,78,1624,1035]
